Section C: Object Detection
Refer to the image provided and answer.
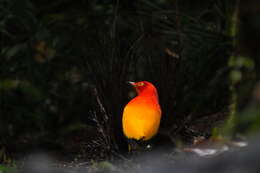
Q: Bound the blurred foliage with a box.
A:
[0,0,259,160]
[232,0,260,136]
[211,0,260,139]
[0,164,16,173]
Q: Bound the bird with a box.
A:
[122,81,162,151]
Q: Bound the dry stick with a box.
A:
[93,87,111,150]
[93,88,108,121]
[93,86,122,157]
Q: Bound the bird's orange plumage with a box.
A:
[122,81,161,141]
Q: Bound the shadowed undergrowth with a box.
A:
[1,0,260,167]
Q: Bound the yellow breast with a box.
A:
[122,104,161,141]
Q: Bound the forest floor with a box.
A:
[1,111,249,173]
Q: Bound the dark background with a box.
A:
[0,0,260,163]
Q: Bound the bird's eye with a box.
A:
[137,82,144,86]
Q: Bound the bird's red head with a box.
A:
[129,81,158,97]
